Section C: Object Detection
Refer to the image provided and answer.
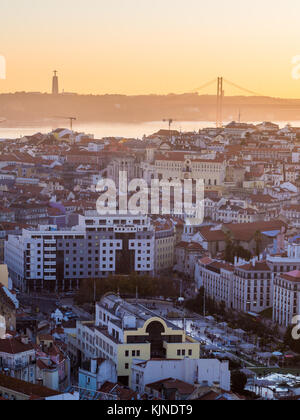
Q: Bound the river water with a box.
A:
[1,120,300,140]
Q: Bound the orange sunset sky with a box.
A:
[1,0,300,97]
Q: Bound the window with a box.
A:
[125,351,129,357]
[125,363,129,370]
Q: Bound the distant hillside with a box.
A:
[0,92,300,124]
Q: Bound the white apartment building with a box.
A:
[198,260,234,309]
[214,204,258,224]
[131,358,231,395]
[0,337,36,384]
[233,261,273,314]
[5,214,155,292]
[282,205,300,228]
[196,258,273,314]
[267,242,300,274]
[273,271,300,327]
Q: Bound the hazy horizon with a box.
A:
[1,0,300,97]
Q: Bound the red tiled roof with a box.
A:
[0,338,34,354]
[281,271,300,283]
[176,241,204,252]
[99,382,138,400]
[0,374,59,398]
[199,226,227,242]
[238,261,271,272]
[146,378,196,395]
[225,220,286,242]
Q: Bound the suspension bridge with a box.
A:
[186,77,300,128]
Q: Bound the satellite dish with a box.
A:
[0,315,6,339]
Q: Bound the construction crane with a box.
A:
[54,116,77,131]
[163,118,176,142]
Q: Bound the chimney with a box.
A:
[21,335,29,345]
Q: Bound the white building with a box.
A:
[267,242,300,273]
[233,261,273,314]
[273,271,300,327]
[196,258,273,314]
[131,358,231,395]
[5,214,155,292]
[197,260,234,309]
[0,337,36,383]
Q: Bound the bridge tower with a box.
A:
[216,77,224,128]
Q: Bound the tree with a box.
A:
[224,232,234,263]
[254,230,263,259]
[231,371,248,394]
[284,325,300,354]
[75,274,180,305]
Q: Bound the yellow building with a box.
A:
[93,293,200,386]
[0,265,9,288]
[154,152,226,187]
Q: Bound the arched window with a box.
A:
[146,321,166,358]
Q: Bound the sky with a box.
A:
[1,0,300,97]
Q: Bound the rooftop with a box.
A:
[281,271,300,283]
[0,374,60,399]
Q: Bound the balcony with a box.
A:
[0,360,35,370]
[44,275,56,281]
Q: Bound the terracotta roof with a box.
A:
[99,381,138,400]
[0,338,34,354]
[0,374,59,399]
[237,261,271,272]
[199,226,227,242]
[208,261,234,272]
[199,256,213,265]
[146,378,196,395]
[176,241,204,252]
[281,271,300,283]
[225,220,286,242]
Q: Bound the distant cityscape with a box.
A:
[0,121,300,400]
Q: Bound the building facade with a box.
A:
[273,271,300,327]
[233,261,273,314]
[5,214,155,292]
[131,358,231,395]
[73,293,200,386]
[0,337,36,384]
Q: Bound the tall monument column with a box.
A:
[52,70,59,95]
